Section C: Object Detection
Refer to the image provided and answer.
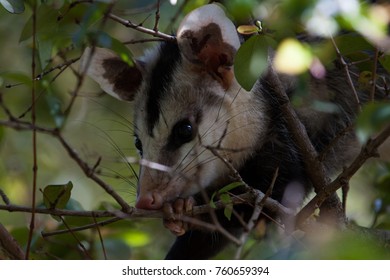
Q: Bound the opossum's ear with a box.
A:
[177,4,240,90]
[79,47,142,101]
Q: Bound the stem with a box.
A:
[106,13,175,42]
[25,0,38,260]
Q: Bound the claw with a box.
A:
[163,197,196,236]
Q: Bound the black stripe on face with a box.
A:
[146,41,182,136]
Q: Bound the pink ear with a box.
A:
[177,4,240,90]
[80,47,142,101]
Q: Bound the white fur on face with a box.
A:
[134,61,268,203]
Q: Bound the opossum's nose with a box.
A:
[135,192,164,210]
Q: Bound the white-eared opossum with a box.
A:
[80,4,386,259]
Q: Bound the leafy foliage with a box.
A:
[234,34,275,91]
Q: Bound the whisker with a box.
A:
[82,96,134,129]
[77,121,139,181]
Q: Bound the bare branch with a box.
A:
[0,203,117,217]
[330,35,362,111]
[41,217,121,238]
[265,65,345,225]
[35,57,80,81]
[235,168,278,259]
[123,38,165,45]
[0,223,25,260]
[297,124,390,227]
[0,189,10,205]
[26,1,38,260]
[106,13,175,42]
[153,0,161,32]
[0,117,131,212]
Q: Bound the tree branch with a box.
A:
[0,223,25,259]
[25,0,38,260]
[265,65,344,224]
[297,124,390,227]
[106,13,175,42]
[330,36,362,111]
[0,118,131,212]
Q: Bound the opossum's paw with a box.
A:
[163,197,196,236]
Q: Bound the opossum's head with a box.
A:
[81,4,267,210]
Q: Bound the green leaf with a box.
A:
[37,38,53,69]
[43,181,73,210]
[234,35,274,91]
[0,71,32,87]
[224,205,233,220]
[356,102,390,143]
[0,0,25,14]
[71,3,106,47]
[219,181,244,194]
[20,4,59,42]
[109,35,134,66]
[335,34,373,56]
[210,182,243,209]
[225,0,257,22]
[322,34,374,63]
[221,193,233,220]
[84,31,134,66]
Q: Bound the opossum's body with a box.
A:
[81,4,383,259]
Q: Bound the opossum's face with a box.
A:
[80,4,267,210]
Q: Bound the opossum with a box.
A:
[80,4,384,259]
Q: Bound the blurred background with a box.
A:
[0,0,389,259]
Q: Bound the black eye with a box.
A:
[134,136,143,156]
[170,120,196,148]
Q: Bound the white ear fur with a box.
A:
[79,47,142,101]
[177,4,240,89]
[177,4,240,52]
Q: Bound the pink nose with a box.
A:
[135,192,163,210]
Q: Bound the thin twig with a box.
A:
[35,57,80,81]
[330,35,362,111]
[107,13,175,42]
[235,167,278,259]
[41,217,121,238]
[0,117,131,212]
[123,38,165,45]
[0,204,117,217]
[153,0,161,32]
[92,213,107,260]
[0,189,10,205]
[57,216,93,259]
[25,1,38,260]
[53,129,132,212]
